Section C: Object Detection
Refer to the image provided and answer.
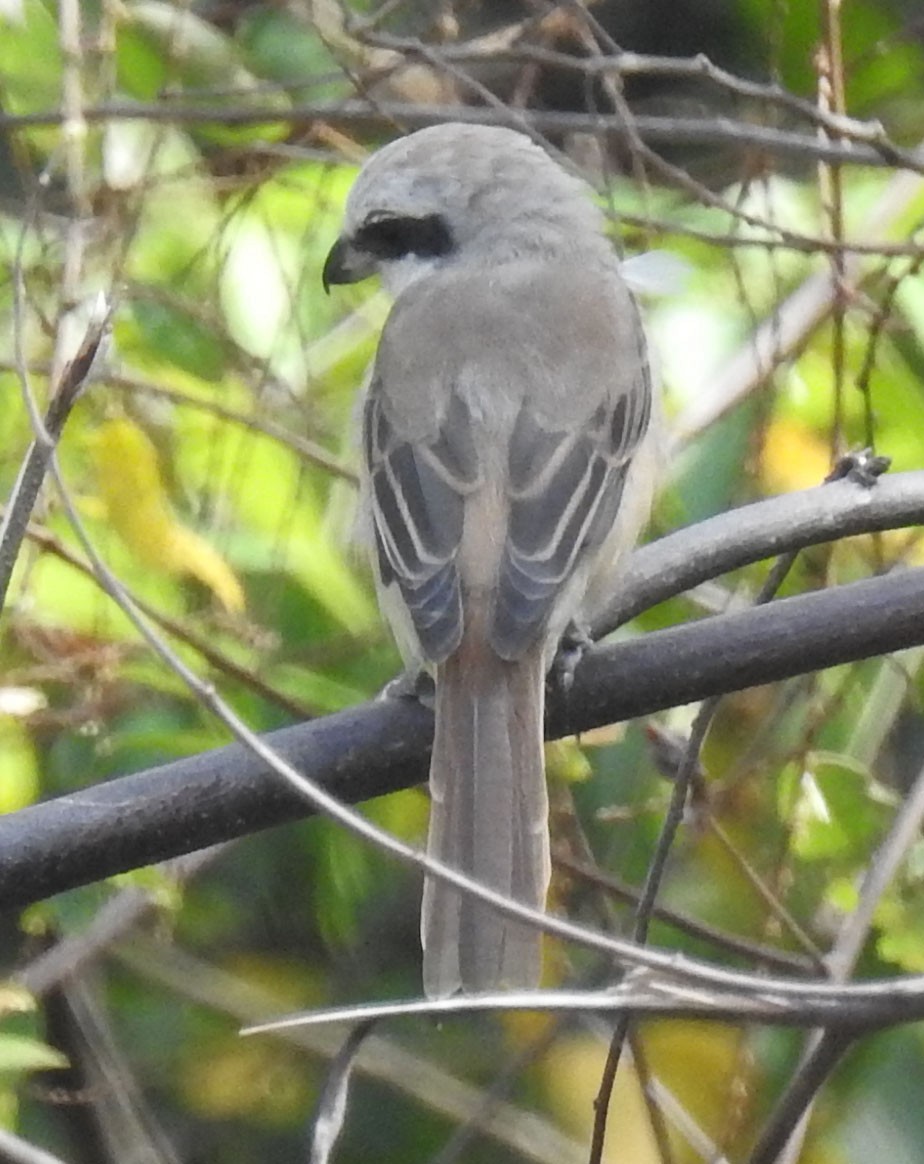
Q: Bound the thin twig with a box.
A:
[670,160,924,447]
[118,941,587,1164]
[5,483,924,911]
[355,31,914,158]
[16,848,224,998]
[747,753,924,1164]
[3,99,922,173]
[555,855,815,974]
[0,1129,72,1164]
[308,1022,375,1164]
[0,304,109,617]
[2,512,322,719]
[590,525,813,1163]
[817,0,849,454]
[705,819,825,963]
[239,969,924,1033]
[0,362,359,484]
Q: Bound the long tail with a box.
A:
[421,636,550,998]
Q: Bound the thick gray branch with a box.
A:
[0,477,923,909]
[599,470,924,632]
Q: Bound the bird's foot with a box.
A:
[377,668,435,710]
[826,447,891,487]
[549,621,594,699]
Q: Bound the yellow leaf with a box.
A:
[162,524,246,615]
[546,739,593,786]
[180,1038,310,1124]
[761,417,831,494]
[541,1035,662,1163]
[643,1021,747,1134]
[0,985,35,1020]
[93,419,245,613]
[0,720,39,812]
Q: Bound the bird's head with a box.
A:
[322,123,605,297]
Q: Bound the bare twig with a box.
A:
[666,119,923,447]
[590,545,800,1164]
[747,754,924,1164]
[0,362,359,484]
[3,100,922,173]
[354,31,914,159]
[308,1022,375,1164]
[0,1129,72,1164]
[4,479,924,911]
[0,302,109,617]
[555,855,814,974]
[118,941,587,1164]
[3,513,322,719]
[817,0,849,454]
[704,818,825,962]
[45,977,182,1164]
[239,968,924,1033]
[16,848,224,998]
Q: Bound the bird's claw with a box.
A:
[549,622,594,698]
[377,668,435,709]
[826,447,891,487]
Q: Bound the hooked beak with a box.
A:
[322,236,375,294]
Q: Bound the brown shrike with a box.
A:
[323,123,658,997]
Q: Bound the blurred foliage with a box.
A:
[1,1,924,1162]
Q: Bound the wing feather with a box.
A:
[366,277,653,666]
[492,354,651,661]
[364,383,478,662]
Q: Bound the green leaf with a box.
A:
[0,0,61,113]
[237,8,348,99]
[117,1,290,144]
[128,299,227,382]
[877,895,924,972]
[0,1034,67,1075]
[0,719,39,812]
[780,752,893,863]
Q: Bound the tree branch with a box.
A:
[2,100,921,173]
[242,970,924,1034]
[0,301,109,616]
[1,474,923,908]
[2,557,924,908]
[600,470,924,632]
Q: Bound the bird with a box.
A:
[322,122,658,997]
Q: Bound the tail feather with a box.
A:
[421,639,549,997]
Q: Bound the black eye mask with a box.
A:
[353,213,455,262]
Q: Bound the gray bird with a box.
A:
[323,123,658,997]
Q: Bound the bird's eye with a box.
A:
[354,213,454,262]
